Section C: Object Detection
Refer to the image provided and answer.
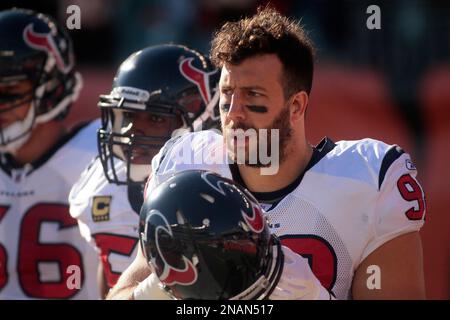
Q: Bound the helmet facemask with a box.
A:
[0,53,47,153]
[228,235,284,300]
[98,91,188,185]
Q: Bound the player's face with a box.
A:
[114,110,183,164]
[219,54,293,166]
[0,80,33,128]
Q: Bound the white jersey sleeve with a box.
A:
[361,145,426,261]
[69,157,139,287]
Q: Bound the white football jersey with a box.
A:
[69,156,140,288]
[0,120,101,299]
[146,130,426,300]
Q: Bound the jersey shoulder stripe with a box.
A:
[314,138,404,189]
[378,145,405,190]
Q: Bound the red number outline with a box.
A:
[397,174,426,221]
[92,233,138,288]
[0,203,84,298]
[279,234,337,291]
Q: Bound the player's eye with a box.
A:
[221,88,233,96]
[0,91,32,105]
[247,90,262,97]
[220,104,231,112]
[150,114,165,123]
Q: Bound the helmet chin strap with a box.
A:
[0,101,36,154]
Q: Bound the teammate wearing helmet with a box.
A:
[69,44,220,296]
[0,8,100,299]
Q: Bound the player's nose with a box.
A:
[226,94,246,123]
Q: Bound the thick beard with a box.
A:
[248,104,292,168]
[224,104,292,168]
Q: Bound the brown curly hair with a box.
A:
[210,7,315,98]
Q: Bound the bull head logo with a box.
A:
[23,24,72,73]
[146,210,198,286]
[179,57,217,106]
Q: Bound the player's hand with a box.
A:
[269,245,334,300]
[132,273,172,300]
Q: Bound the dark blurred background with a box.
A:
[2,0,449,299]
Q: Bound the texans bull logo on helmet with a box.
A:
[145,210,198,286]
[23,23,73,73]
[179,57,217,107]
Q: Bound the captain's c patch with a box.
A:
[92,196,111,222]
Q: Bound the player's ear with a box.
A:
[289,91,308,122]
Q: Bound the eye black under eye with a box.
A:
[246,105,268,113]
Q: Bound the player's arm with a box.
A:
[352,231,425,299]
[106,165,156,300]
[106,244,151,300]
[352,148,426,299]
[98,262,109,299]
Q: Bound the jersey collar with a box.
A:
[229,137,336,205]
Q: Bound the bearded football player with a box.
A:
[69,44,221,297]
[0,8,100,299]
[108,8,426,300]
